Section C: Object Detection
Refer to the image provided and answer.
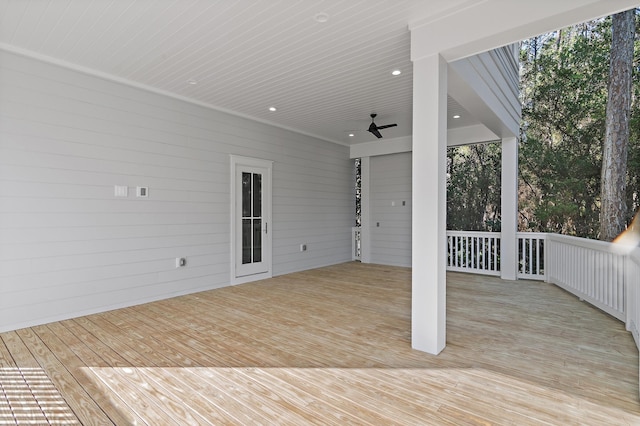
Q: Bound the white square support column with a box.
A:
[500,137,518,281]
[411,54,447,355]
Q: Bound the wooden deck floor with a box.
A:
[0,262,638,425]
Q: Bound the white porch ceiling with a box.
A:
[0,0,635,145]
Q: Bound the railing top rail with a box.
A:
[546,232,631,255]
[516,232,548,239]
[447,231,549,239]
[446,230,500,237]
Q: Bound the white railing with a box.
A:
[352,227,361,261]
[354,227,636,334]
[545,234,627,321]
[626,247,640,348]
[446,231,501,276]
[444,231,547,279]
[517,232,546,280]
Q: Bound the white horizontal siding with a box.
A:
[0,49,353,332]
[370,153,412,267]
[474,46,521,126]
[449,44,521,138]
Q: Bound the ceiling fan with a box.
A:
[367,113,397,138]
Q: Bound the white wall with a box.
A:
[370,153,412,267]
[0,50,353,332]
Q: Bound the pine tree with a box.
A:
[600,9,636,241]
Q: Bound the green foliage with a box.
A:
[447,143,502,231]
[355,158,361,227]
[519,16,639,238]
[447,13,639,237]
[519,22,609,237]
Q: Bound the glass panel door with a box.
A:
[235,164,269,278]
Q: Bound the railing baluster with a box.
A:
[492,237,497,271]
[529,238,533,275]
[470,236,474,269]
[528,238,533,275]
[466,236,470,268]
[535,238,540,275]
[520,236,525,275]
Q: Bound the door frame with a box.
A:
[230,155,273,285]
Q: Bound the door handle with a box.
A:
[265,222,268,234]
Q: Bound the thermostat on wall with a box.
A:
[136,186,149,197]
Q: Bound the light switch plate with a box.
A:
[114,185,128,197]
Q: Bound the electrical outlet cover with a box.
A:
[137,186,149,197]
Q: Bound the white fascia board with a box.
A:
[350,136,412,159]
[349,125,500,155]
[410,0,640,62]
[447,124,498,147]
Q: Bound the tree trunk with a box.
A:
[600,9,635,241]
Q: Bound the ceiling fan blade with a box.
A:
[376,124,397,130]
[368,127,383,138]
[366,114,391,138]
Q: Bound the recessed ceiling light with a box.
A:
[391,70,402,76]
[314,12,329,23]
[187,79,198,85]
[348,133,355,137]
[453,114,461,119]
[269,106,277,112]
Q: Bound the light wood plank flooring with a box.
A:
[1,262,638,425]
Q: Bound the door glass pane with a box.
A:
[242,172,251,217]
[242,219,252,264]
[239,169,265,269]
[253,173,262,217]
[253,219,262,262]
